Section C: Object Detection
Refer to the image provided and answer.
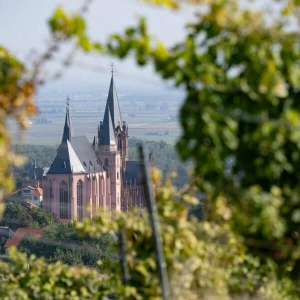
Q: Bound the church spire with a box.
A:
[105,65,122,129]
[62,96,72,143]
[110,62,114,77]
[99,103,116,146]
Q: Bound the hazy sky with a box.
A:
[0,0,195,96]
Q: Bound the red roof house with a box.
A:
[9,184,43,206]
[4,227,44,249]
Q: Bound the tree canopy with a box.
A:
[19,223,115,268]
[0,201,56,231]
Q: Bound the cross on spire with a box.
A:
[110,62,114,76]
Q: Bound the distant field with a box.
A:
[10,95,182,145]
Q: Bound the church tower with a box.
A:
[96,70,124,212]
[98,70,128,169]
[43,71,145,221]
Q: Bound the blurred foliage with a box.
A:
[0,248,111,299]
[0,0,300,298]
[1,171,297,298]
[74,170,298,299]
[0,47,34,217]
[101,0,300,281]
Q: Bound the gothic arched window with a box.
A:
[105,158,109,166]
[77,180,83,221]
[59,181,69,219]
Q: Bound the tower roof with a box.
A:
[47,140,85,174]
[99,104,116,146]
[106,74,122,129]
[62,97,73,143]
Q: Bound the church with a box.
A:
[43,72,146,222]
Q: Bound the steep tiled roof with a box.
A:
[4,228,44,248]
[47,140,85,174]
[71,136,104,172]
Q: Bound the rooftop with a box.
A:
[4,227,44,248]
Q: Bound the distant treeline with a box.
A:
[12,139,192,187]
[128,138,191,187]
[12,144,58,174]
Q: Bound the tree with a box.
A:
[18,223,115,268]
[0,248,111,299]
[0,201,56,231]
[103,0,300,280]
[0,0,299,298]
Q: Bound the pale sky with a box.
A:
[0,0,196,96]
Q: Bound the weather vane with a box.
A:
[110,62,114,75]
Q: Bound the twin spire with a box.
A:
[60,66,123,147]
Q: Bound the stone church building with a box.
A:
[43,73,144,222]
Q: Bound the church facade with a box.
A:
[43,73,144,222]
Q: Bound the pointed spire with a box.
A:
[92,135,96,147]
[105,69,122,129]
[110,62,114,77]
[62,96,73,143]
[99,104,116,146]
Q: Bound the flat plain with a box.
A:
[10,93,182,145]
